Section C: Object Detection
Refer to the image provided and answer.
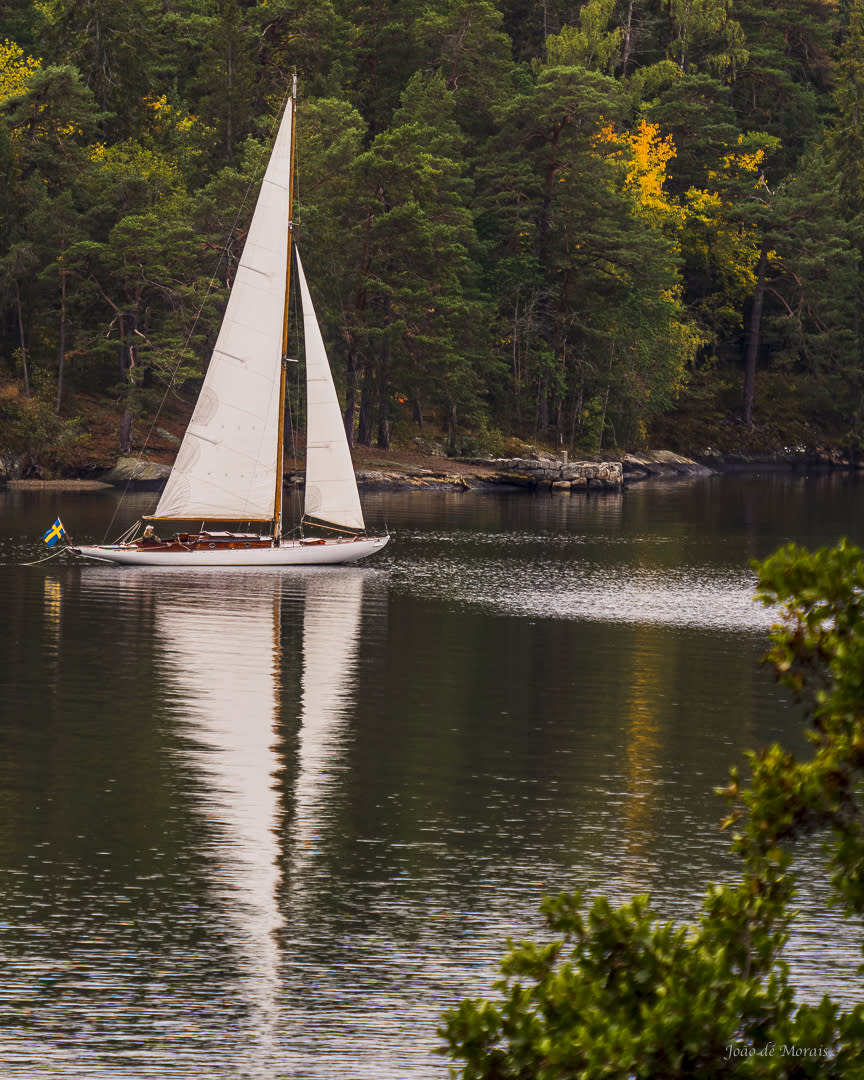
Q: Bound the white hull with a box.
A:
[71,536,388,567]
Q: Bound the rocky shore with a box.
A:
[304,449,712,492]
[4,445,856,495]
[335,456,628,493]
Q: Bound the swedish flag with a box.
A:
[42,519,67,547]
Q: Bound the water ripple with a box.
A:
[385,532,773,630]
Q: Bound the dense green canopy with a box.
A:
[1,0,862,464]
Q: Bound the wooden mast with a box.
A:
[273,74,298,545]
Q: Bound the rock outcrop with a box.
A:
[331,457,625,492]
[477,457,624,490]
[623,451,714,480]
[100,455,172,489]
[0,450,25,482]
[696,446,854,470]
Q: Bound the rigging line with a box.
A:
[21,545,70,567]
[99,100,289,543]
[302,517,361,537]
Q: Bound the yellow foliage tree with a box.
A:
[0,39,41,104]
[681,132,779,349]
[596,119,686,233]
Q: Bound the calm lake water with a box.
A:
[1,472,863,1078]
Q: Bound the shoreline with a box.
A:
[2,447,860,496]
[4,478,115,492]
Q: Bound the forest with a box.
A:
[1,0,862,471]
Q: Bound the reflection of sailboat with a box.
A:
[289,571,367,890]
[70,566,376,1069]
[72,77,387,567]
[148,570,286,1056]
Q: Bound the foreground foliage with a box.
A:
[438,541,864,1078]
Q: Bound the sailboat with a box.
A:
[72,78,388,568]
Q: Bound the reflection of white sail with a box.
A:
[289,571,366,891]
[152,571,284,1062]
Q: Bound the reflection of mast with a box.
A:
[152,570,284,1060]
[289,571,366,895]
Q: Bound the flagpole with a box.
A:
[24,518,72,565]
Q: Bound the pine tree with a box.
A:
[347,73,486,448]
[728,0,837,171]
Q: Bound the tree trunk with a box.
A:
[377,343,391,450]
[119,311,137,453]
[512,287,522,427]
[536,370,549,436]
[56,266,67,414]
[15,281,30,398]
[342,343,360,448]
[349,233,372,444]
[743,242,768,428]
[120,406,134,454]
[225,39,234,160]
[447,403,458,451]
[569,380,583,453]
[357,369,374,446]
[620,0,635,75]
[598,381,610,452]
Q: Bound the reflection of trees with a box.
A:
[620,627,665,878]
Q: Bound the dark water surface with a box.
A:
[1,473,863,1077]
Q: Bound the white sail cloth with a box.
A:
[152,97,365,534]
[153,103,294,522]
[296,251,365,532]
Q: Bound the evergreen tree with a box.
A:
[825,0,864,445]
[0,61,101,399]
[36,0,161,137]
[334,0,431,135]
[293,95,369,445]
[258,0,354,100]
[479,65,695,447]
[186,0,258,163]
[758,150,859,432]
[64,199,206,450]
[348,73,486,448]
[828,0,864,214]
[648,74,742,198]
[728,0,837,171]
[417,0,517,137]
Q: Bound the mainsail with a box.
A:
[153,102,294,523]
[296,250,365,532]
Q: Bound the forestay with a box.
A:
[297,250,365,532]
